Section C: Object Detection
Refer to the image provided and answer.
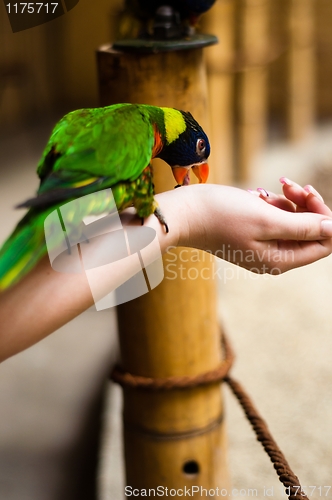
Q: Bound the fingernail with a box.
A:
[321,220,332,237]
[257,188,269,198]
[280,177,293,186]
[304,185,324,203]
[247,189,260,196]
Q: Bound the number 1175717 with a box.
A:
[6,3,59,14]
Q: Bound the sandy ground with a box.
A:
[1,123,332,499]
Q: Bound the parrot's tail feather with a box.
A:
[0,212,47,291]
[16,188,85,208]
[16,177,107,209]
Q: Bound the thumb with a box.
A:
[268,212,332,241]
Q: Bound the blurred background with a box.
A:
[1,0,332,499]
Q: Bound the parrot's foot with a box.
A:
[154,206,169,233]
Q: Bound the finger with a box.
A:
[265,210,332,242]
[279,178,328,214]
[305,193,332,217]
[303,184,324,202]
[247,189,260,197]
[279,177,309,208]
[256,188,295,212]
[248,187,296,211]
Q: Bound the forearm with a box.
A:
[0,183,332,362]
[0,196,181,362]
[0,257,92,361]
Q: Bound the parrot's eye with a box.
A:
[196,138,206,156]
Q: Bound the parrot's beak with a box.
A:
[172,167,190,186]
[192,162,209,183]
[172,163,209,186]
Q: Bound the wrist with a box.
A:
[149,189,191,252]
[154,184,210,252]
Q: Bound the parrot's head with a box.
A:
[157,108,210,186]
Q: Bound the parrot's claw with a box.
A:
[154,206,169,233]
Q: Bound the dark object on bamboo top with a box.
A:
[115,1,218,51]
[113,33,218,53]
[125,0,216,31]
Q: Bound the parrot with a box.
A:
[0,103,210,291]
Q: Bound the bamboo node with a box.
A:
[123,414,224,441]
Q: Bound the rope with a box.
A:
[224,376,309,500]
[110,332,310,500]
[111,332,234,390]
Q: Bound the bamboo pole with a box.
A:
[97,46,229,494]
[287,0,315,140]
[236,0,269,184]
[267,0,288,133]
[316,0,332,119]
[201,0,236,185]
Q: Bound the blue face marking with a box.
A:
[157,111,210,167]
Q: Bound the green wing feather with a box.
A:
[38,103,157,184]
[0,103,163,290]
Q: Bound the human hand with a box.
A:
[247,178,332,270]
[171,183,332,274]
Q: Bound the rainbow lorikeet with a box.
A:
[0,103,210,290]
